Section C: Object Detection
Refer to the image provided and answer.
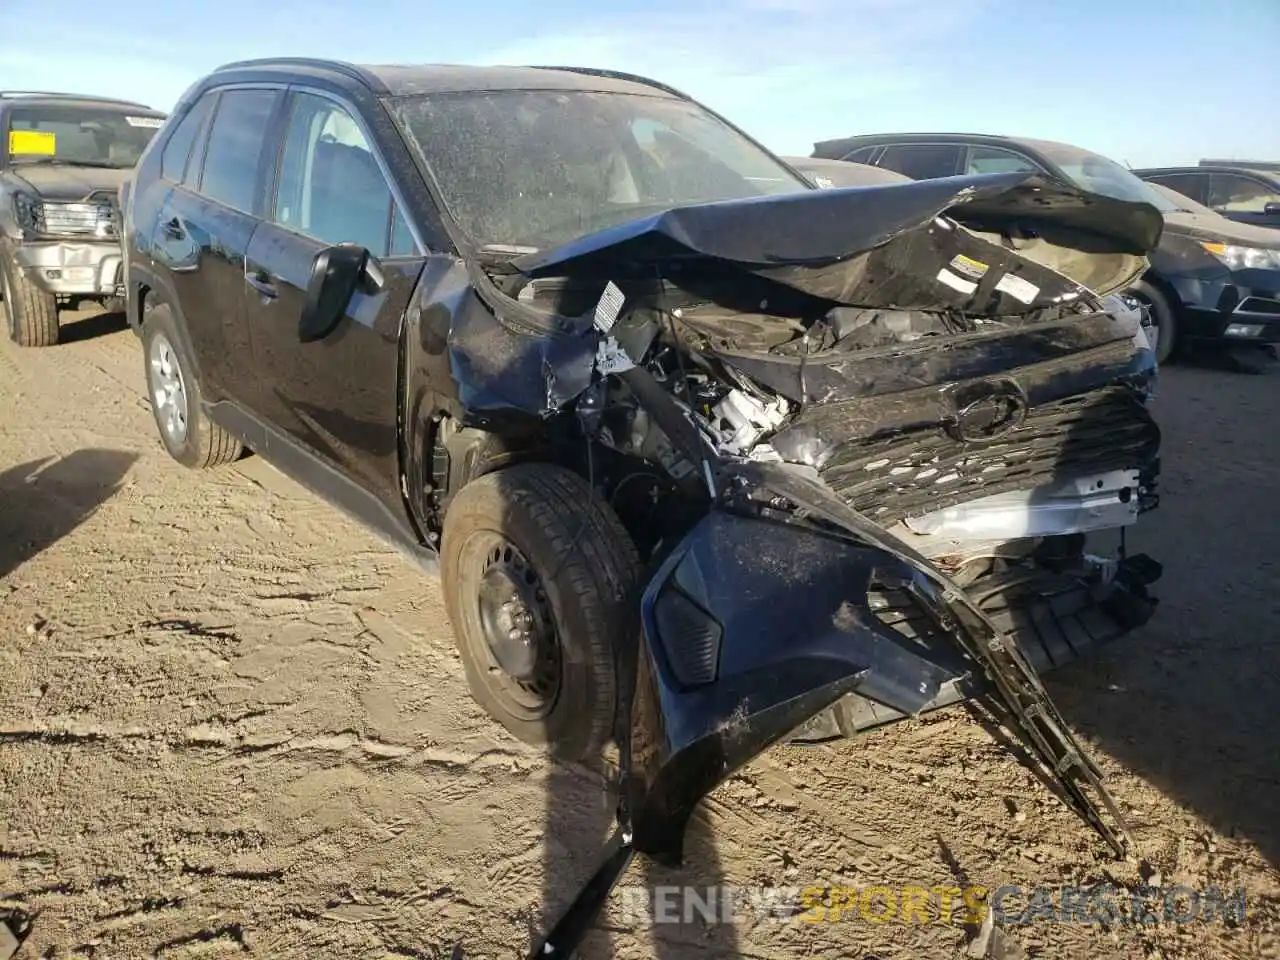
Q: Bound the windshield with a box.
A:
[389,90,810,250]
[6,104,165,169]
[1031,139,1179,213]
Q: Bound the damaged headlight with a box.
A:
[1200,242,1280,272]
[13,191,44,234]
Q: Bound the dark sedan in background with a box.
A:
[1135,164,1280,231]
[811,132,1280,365]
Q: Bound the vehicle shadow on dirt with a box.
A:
[58,308,129,344]
[1040,364,1280,868]
[0,449,137,580]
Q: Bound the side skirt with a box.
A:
[205,399,441,577]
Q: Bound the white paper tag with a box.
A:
[595,336,635,375]
[994,272,1041,305]
[593,281,625,332]
[936,267,977,296]
[126,116,165,129]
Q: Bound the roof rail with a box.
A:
[526,65,694,102]
[0,91,155,109]
[212,57,387,93]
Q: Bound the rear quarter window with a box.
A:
[160,94,215,183]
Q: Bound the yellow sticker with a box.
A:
[949,253,990,280]
[9,130,56,156]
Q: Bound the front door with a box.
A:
[243,89,425,513]
[1209,172,1280,230]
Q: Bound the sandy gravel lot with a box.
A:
[1,309,1277,960]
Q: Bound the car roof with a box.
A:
[812,131,1077,159]
[1135,164,1280,182]
[0,91,160,112]
[210,58,683,100]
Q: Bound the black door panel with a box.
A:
[244,220,424,512]
[150,188,259,402]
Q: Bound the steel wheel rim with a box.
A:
[470,533,562,718]
[148,333,189,445]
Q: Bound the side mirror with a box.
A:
[1264,202,1280,216]
[299,243,372,343]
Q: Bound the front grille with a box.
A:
[818,386,1160,524]
[41,194,118,238]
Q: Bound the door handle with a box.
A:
[162,216,184,240]
[246,270,278,300]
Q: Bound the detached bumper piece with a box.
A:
[788,551,1162,742]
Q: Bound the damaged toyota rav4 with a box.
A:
[122,59,1164,953]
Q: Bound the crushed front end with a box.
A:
[448,171,1166,957]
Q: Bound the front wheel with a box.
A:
[1131,280,1178,365]
[441,462,642,762]
[1,253,59,347]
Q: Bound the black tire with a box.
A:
[441,462,642,762]
[141,303,242,469]
[1131,279,1178,365]
[1,252,59,347]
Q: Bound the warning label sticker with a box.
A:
[949,254,989,280]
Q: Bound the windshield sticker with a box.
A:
[994,272,1041,304]
[593,280,625,332]
[125,116,165,128]
[936,267,978,296]
[949,253,989,280]
[9,130,56,156]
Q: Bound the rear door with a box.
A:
[1208,172,1280,229]
[150,85,283,405]
[243,88,426,510]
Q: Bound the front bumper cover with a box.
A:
[530,463,1144,958]
[13,240,124,297]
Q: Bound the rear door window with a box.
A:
[1147,173,1208,205]
[1209,173,1280,214]
[844,146,878,164]
[197,88,281,214]
[966,145,1039,175]
[876,143,963,179]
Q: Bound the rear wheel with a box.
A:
[441,462,642,762]
[142,303,242,469]
[1131,279,1178,364]
[1,253,59,347]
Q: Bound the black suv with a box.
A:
[812,132,1280,363]
[1,91,166,345]
[1134,164,1280,231]
[122,62,1165,922]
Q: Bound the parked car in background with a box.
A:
[0,91,166,346]
[780,155,910,188]
[1135,164,1280,231]
[811,132,1280,363]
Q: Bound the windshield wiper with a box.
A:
[11,157,126,169]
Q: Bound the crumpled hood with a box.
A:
[511,171,1164,301]
[7,164,128,202]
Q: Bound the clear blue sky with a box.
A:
[3,0,1276,167]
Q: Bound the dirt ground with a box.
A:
[1,308,1278,960]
